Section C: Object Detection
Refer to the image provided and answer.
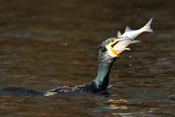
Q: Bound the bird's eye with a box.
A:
[111,40,114,42]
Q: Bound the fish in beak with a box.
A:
[105,37,132,57]
[106,18,154,58]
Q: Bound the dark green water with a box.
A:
[0,0,175,116]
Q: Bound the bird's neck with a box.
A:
[93,56,115,91]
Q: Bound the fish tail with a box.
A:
[141,18,153,33]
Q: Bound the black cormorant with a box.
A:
[1,18,153,96]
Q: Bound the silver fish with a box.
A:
[106,18,153,57]
[114,18,153,54]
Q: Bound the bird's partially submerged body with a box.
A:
[1,18,154,96]
[44,82,99,96]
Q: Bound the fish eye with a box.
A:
[111,40,114,42]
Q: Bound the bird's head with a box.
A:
[98,37,129,59]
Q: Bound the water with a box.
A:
[0,0,175,116]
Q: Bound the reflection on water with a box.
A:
[0,0,175,116]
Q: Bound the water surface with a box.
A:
[0,0,175,116]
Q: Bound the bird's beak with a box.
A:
[106,37,131,58]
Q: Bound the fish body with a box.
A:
[113,18,153,51]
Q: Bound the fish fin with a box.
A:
[116,37,133,42]
[115,47,131,51]
[131,40,142,44]
[125,25,133,32]
[124,48,131,51]
[141,18,153,33]
[117,31,121,37]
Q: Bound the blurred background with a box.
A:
[0,0,175,116]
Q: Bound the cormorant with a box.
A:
[1,18,153,96]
